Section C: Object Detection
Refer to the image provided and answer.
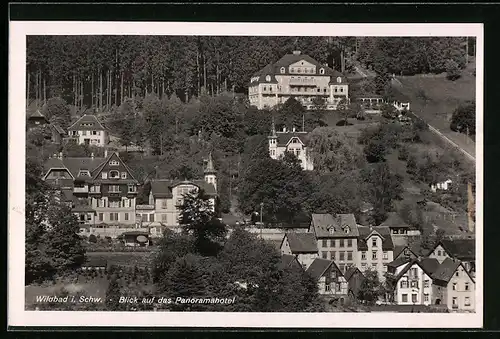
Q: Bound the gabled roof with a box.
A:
[357,226,394,251]
[387,256,412,269]
[419,258,441,275]
[28,110,48,121]
[394,259,435,283]
[275,132,309,147]
[150,179,217,198]
[91,152,139,184]
[438,239,476,261]
[393,244,420,259]
[278,254,302,270]
[432,257,473,283]
[67,114,106,131]
[51,124,66,135]
[380,212,410,229]
[283,232,318,254]
[344,266,364,281]
[306,258,340,280]
[311,213,359,238]
[43,156,106,180]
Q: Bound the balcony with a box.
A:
[289,78,317,86]
[74,187,89,193]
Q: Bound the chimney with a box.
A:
[292,126,296,132]
[293,50,301,55]
[282,126,287,133]
[91,152,94,160]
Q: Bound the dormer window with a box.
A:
[280,67,285,74]
[121,172,127,179]
[109,160,119,166]
[78,170,90,177]
[337,76,342,83]
[320,68,325,75]
[344,226,350,234]
[266,75,271,81]
[109,170,120,179]
[329,227,335,235]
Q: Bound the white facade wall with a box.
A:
[394,263,433,306]
[68,129,108,146]
[356,234,394,281]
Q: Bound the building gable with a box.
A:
[43,167,74,180]
[92,152,137,183]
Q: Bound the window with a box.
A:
[161,199,168,209]
[291,68,295,73]
[411,268,418,278]
[78,170,90,177]
[372,251,377,260]
[109,170,119,179]
[424,294,429,302]
[339,239,344,247]
[361,263,367,269]
[121,172,127,179]
[455,271,459,277]
[334,87,338,93]
[336,77,342,83]
[122,199,130,208]
[92,131,97,135]
[339,264,345,272]
[141,214,148,222]
[270,150,276,156]
[266,75,271,81]
[330,239,335,247]
[383,251,388,260]
[325,284,331,292]
[319,68,325,75]
[322,239,327,247]
[410,280,418,288]
[452,297,457,306]
[372,238,377,247]
[347,239,352,247]
[383,264,387,271]
[102,172,108,179]
[347,251,353,261]
[465,297,471,306]
[465,282,470,291]
[109,160,119,166]
[401,280,408,288]
[424,280,430,288]
[124,213,129,221]
[280,67,285,74]
[402,294,408,303]
[371,263,376,268]
[83,130,87,136]
[128,185,136,193]
[161,214,167,221]
[109,185,120,193]
[109,212,119,221]
[322,251,328,259]
[263,86,267,91]
[437,250,442,256]
[361,252,366,260]
[109,200,120,208]
[339,252,345,261]
[330,251,336,260]
[149,214,155,222]
[412,294,418,303]
[452,283,457,291]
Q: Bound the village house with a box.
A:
[430,179,453,193]
[66,114,109,146]
[427,239,476,277]
[392,259,438,306]
[279,254,303,271]
[248,50,349,110]
[43,151,139,228]
[146,153,218,230]
[344,266,365,300]
[268,120,314,171]
[306,258,348,299]
[27,110,66,144]
[432,257,475,312]
[280,232,319,269]
[309,213,360,273]
[356,226,394,280]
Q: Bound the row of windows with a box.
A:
[361,263,387,271]
[321,251,354,261]
[96,198,132,208]
[361,251,389,260]
[321,239,354,248]
[401,293,427,303]
[452,282,471,291]
[324,282,341,292]
[453,296,472,307]
[285,67,319,74]
[400,279,430,289]
[91,185,136,194]
[69,130,101,136]
[97,212,130,222]
[102,171,127,179]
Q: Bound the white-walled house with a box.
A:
[306,258,348,297]
[430,179,453,193]
[393,259,437,306]
[432,258,475,311]
[356,226,394,281]
[280,232,319,269]
[268,121,314,171]
[67,114,109,146]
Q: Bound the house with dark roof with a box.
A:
[278,254,303,271]
[357,226,395,280]
[27,110,66,144]
[427,239,475,276]
[280,232,319,269]
[268,119,313,171]
[43,151,139,227]
[393,259,438,306]
[66,114,109,147]
[306,258,348,297]
[309,213,360,273]
[146,153,218,229]
[431,257,475,311]
[344,266,365,299]
[248,50,349,111]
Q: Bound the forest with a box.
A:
[27,36,473,107]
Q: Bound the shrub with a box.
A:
[364,140,387,163]
[445,59,461,81]
[88,234,97,243]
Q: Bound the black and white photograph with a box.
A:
[8,22,483,328]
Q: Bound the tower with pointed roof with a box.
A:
[268,117,278,159]
[204,152,217,192]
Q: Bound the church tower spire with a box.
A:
[204,152,217,192]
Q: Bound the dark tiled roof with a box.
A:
[311,213,359,238]
[285,232,318,253]
[432,257,462,283]
[440,239,475,261]
[387,256,411,268]
[380,212,410,229]
[28,110,48,120]
[67,114,106,131]
[344,266,363,281]
[150,179,217,198]
[420,258,441,275]
[357,226,394,251]
[249,64,279,85]
[275,132,309,147]
[395,259,435,283]
[306,258,335,280]
[51,124,66,135]
[44,157,106,179]
[279,254,301,270]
